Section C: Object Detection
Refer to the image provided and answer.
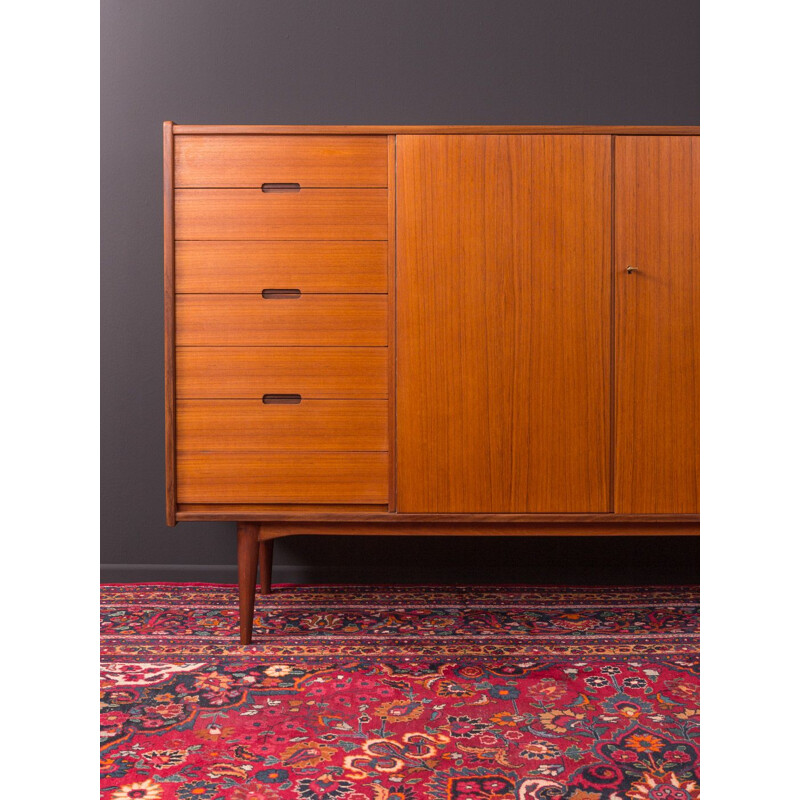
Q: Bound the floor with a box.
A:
[101,584,700,800]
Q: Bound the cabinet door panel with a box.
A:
[614,136,699,513]
[396,135,611,512]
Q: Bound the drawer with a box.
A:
[176,347,388,399]
[176,295,387,346]
[175,241,387,294]
[177,452,389,504]
[175,135,388,188]
[177,399,388,451]
[175,189,387,240]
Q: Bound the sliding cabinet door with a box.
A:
[396,135,611,512]
[614,136,700,513]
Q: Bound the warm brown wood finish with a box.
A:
[177,399,388,451]
[180,504,388,515]
[237,522,259,643]
[256,521,698,538]
[614,136,700,513]
[179,509,697,524]
[175,135,388,187]
[175,125,699,136]
[175,188,388,240]
[175,241,387,293]
[397,135,611,512]
[176,294,388,346]
[176,347,388,399]
[177,452,389,504]
[386,136,397,511]
[164,125,699,644]
[164,122,177,525]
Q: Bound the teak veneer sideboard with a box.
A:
[163,124,700,643]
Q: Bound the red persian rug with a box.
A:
[101,585,699,800]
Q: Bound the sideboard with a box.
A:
[163,124,699,643]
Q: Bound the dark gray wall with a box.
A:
[101,0,699,584]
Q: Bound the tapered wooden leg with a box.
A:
[259,539,274,595]
[237,522,259,645]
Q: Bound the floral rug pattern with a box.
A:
[101,585,699,799]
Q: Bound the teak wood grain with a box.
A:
[175,241,387,294]
[177,399,388,451]
[397,134,611,512]
[174,125,699,136]
[177,452,389,504]
[176,346,388,399]
[252,521,698,538]
[175,294,388,346]
[179,504,388,515]
[175,188,388,240]
[614,136,700,513]
[176,509,696,524]
[165,123,700,647]
[164,122,177,525]
[386,135,397,511]
[174,135,388,187]
[237,523,259,643]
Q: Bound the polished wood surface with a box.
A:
[176,294,388,346]
[177,452,389,504]
[166,125,700,648]
[163,122,177,526]
[164,124,699,547]
[177,399,388,451]
[178,509,697,523]
[179,504,388,515]
[255,521,699,538]
[174,125,700,136]
[614,136,700,513]
[386,136,397,511]
[175,135,388,187]
[397,134,611,512]
[176,346,388,398]
[175,241,387,293]
[175,188,388,240]
[236,522,259,643]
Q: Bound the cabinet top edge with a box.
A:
[168,124,699,136]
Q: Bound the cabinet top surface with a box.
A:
[167,123,699,136]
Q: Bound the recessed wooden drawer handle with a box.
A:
[262,289,301,299]
[626,265,640,274]
[262,393,302,404]
[261,183,301,192]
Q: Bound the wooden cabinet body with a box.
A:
[164,124,699,642]
[396,134,611,512]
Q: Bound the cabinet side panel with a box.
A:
[164,122,177,525]
[614,136,700,513]
[396,135,611,512]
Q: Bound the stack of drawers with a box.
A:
[172,135,391,505]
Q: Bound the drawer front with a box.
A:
[178,399,388,451]
[175,189,388,240]
[177,452,389,503]
[175,135,388,188]
[175,241,387,294]
[176,295,387,346]
[176,347,388,399]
